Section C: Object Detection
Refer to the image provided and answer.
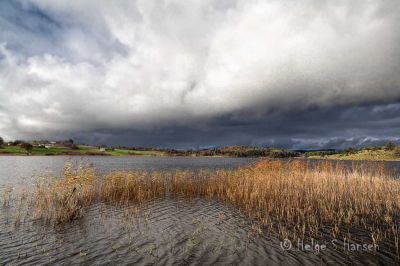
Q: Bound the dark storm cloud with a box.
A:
[64,102,400,149]
[0,0,400,148]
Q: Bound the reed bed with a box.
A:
[170,160,400,243]
[3,159,400,250]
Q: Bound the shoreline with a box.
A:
[305,156,400,162]
[1,153,400,161]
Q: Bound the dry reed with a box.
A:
[4,159,400,251]
[32,163,97,224]
[100,171,165,203]
[170,160,400,243]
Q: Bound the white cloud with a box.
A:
[0,0,399,140]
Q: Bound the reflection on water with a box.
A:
[1,156,400,265]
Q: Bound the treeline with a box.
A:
[115,146,163,151]
[166,146,299,158]
[304,150,337,157]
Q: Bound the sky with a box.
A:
[0,0,400,149]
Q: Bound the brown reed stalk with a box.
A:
[169,159,400,244]
[14,159,400,251]
[32,163,97,224]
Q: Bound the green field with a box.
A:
[307,149,400,161]
[0,145,166,156]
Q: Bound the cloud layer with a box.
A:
[1,0,400,148]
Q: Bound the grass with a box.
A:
[0,145,165,156]
[108,149,166,156]
[3,159,400,255]
[0,145,27,155]
[308,149,400,161]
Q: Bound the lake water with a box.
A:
[0,156,399,265]
[0,156,256,188]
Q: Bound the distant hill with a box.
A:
[305,145,400,161]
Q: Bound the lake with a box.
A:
[1,156,399,265]
[0,156,256,188]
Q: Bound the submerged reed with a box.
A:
[4,159,400,251]
[32,163,97,224]
[100,171,165,203]
[170,160,400,242]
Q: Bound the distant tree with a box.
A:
[344,147,357,155]
[12,140,24,146]
[0,136,4,146]
[385,141,396,151]
[21,143,33,154]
